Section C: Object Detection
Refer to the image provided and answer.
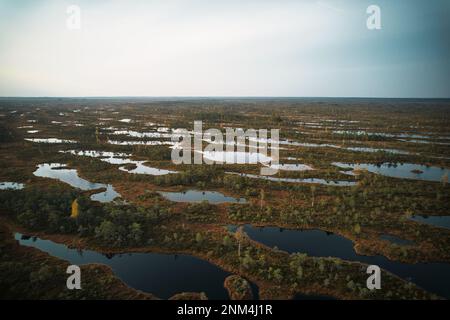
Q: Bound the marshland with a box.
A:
[0,97,449,300]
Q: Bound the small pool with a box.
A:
[15,233,258,300]
[33,163,120,202]
[159,190,246,204]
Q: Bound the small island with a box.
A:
[224,275,254,300]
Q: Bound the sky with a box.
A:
[0,0,449,98]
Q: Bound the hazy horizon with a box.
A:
[2,96,450,101]
[1,0,449,98]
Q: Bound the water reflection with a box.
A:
[0,182,25,190]
[227,224,450,298]
[63,150,176,176]
[159,190,246,204]
[333,162,449,182]
[345,147,411,155]
[33,163,120,202]
[411,216,450,230]
[202,151,273,164]
[227,172,357,186]
[25,138,77,144]
[15,233,234,299]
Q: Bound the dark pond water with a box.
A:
[15,233,259,300]
[333,162,449,182]
[411,216,450,230]
[227,225,450,299]
[345,147,411,155]
[227,172,356,187]
[158,190,246,204]
[379,234,415,246]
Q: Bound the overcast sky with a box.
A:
[0,0,449,98]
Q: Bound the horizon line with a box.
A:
[1,96,450,100]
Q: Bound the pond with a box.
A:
[119,162,176,175]
[268,164,314,171]
[64,150,131,159]
[111,130,172,139]
[201,151,273,164]
[379,234,414,246]
[33,163,120,203]
[158,190,246,204]
[63,150,177,176]
[227,172,357,187]
[410,216,450,230]
[14,233,259,300]
[398,139,450,146]
[25,138,77,144]
[0,182,25,190]
[288,142,341,149]
[277,142,411,155]
[332,130,432,139]
[345,147,411,155]
[107,140,173,146]
[227,225,450,299]
[333,162,449,182]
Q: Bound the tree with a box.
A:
[234,226,248,258]
[318,260,325,272]
[71,199,79,218]
[354,223,361,234]
[48,211,61,231]
[95,127,100,144]
[195,232,203,244]
[129,222,143,245]
[272,268,283,282]
[347,280,356,291]
[30,265,53,284]
[241,253,254,269]
[442,173,448,186]
[223,235,232,248]
[260,189,265,210]
[95,220,117,244]
[296,266,303,280]
[310,186,316,207]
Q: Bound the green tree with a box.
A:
[310,186,316,207]
[296,266,303,280]
[195,232,203,244]
[95,220,117,244]
[223,235,232,248]
[129,222,143,245]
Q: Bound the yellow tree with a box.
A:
[354,223,361,235]
[234,226,248,258]
[71,199,79,218]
